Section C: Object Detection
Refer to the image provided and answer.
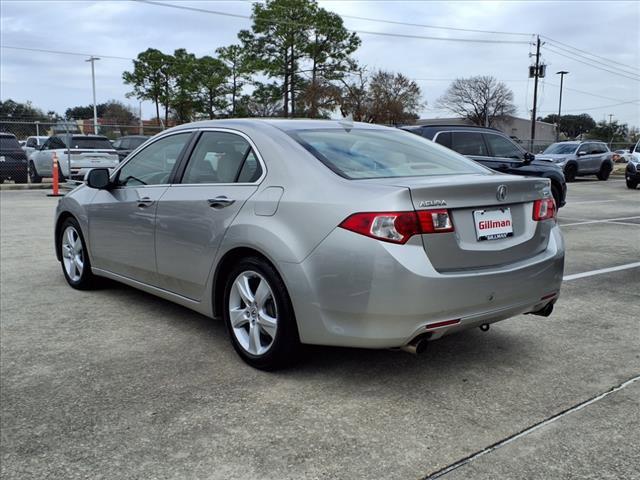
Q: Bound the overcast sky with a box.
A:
[1,0,639,127]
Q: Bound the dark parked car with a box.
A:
[401,125,567,207]
[112,135,149,161]
[0,133,28,184]
[626,141,640,189]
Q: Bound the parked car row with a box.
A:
[625,141,640,189]
[0,134,151,183]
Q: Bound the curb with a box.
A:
[0,183,73,191]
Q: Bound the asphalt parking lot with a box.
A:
[1,179,638,480]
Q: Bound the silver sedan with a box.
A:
[54,119,565,369]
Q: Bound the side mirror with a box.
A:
[577,150,587,156]
[523,152,535,163]
[86,168,111,189]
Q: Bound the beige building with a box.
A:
[415,115,557,144]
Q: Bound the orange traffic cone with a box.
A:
[46,152,64,197]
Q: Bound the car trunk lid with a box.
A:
[362,174,554,271]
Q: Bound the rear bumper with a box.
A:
[280,224,564,348]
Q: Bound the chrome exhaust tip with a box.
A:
[400,336,429,355]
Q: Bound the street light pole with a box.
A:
[85,56,100,134]
[556,70,569,141]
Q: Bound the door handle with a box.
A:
[207,196,235,209]
[137,197,154,208]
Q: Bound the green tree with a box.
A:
[102,100,138,125]
[541,113,596,139]
[236,83,283,117]
[585,120,629,144]
[0,99,50,121]
[216,45,251,116]
[65,104,106,120]
[123,48,172,125]
[303,9,360,117]
[194,56,231,119]
[169,49,199,123]
[239,0,317,117]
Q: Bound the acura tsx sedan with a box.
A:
[55,119,564,369]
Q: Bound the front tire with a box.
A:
[564,164,577,182]
[597,162,611,181]
[223,257,300,370]
[627,178,638,189]
[58,217,97,290]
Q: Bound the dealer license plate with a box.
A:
[473,208,513,241]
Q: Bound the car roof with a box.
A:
[167,118,391,134]
[119,135,149,139]
[0,133,17,138]
[403,124,504,134]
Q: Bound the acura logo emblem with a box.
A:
[496,185,507,202]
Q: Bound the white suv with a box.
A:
[29,134,119,182]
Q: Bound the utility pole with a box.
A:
[139,101,143,135]
[529,35,542,151]
[608,114,614,124]
[556,70,569,141]
[85,56,100,134]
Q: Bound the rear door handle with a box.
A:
[208,196,235,209]
[137,197,154,208]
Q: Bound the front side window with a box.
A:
[117,132,191,186]
[288,128,486,179]
[484,134,523,159]
[451,132,489,156]
[182,131,262,184]
[26,138,36,148]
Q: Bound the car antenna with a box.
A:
[338,114,354,132]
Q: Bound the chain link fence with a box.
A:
[0,120,166,185]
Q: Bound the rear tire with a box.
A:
[58,217,97,290]
[223,257,300,370]
[29,161,42,183]
[627,178,638,189]
[564,164,577,182]
[551,184,562,208]
[597,162,611,181]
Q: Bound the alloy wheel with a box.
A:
[61,226,84,282]
[228,271,278,356]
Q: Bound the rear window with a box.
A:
[67,137,113,150]
[0,135,21,149]
[287,128,486,179]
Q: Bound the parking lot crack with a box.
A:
[420,374,640,479]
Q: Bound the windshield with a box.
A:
[543,143,578,155]
[67,137,114,150]
[0,135,21,150]
[287,128,487,179]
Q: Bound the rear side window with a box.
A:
[182,131,262,184]
[0,135,21,149]
[434,132,452,148]
[451,132,489,156]
[288,128,486,179]
[68,137,113,150]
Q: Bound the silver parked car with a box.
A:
[54,120,565,369]
[539,141,614,182]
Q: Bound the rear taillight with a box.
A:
[417,209,455,233]
[532,198,556,221]
[339,210,454,244]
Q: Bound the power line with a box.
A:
[543,45,640,82]
[544,81,638,104]
[137,0,529,45]
[538,99,640,113]
[1,45,133,61]
[541,35,639,72]
[543,39,639,77]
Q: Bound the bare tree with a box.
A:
[437,76,516,127]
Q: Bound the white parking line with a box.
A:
[569,200,619,205]
[561,216,640,227]
[563,262,640,281]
